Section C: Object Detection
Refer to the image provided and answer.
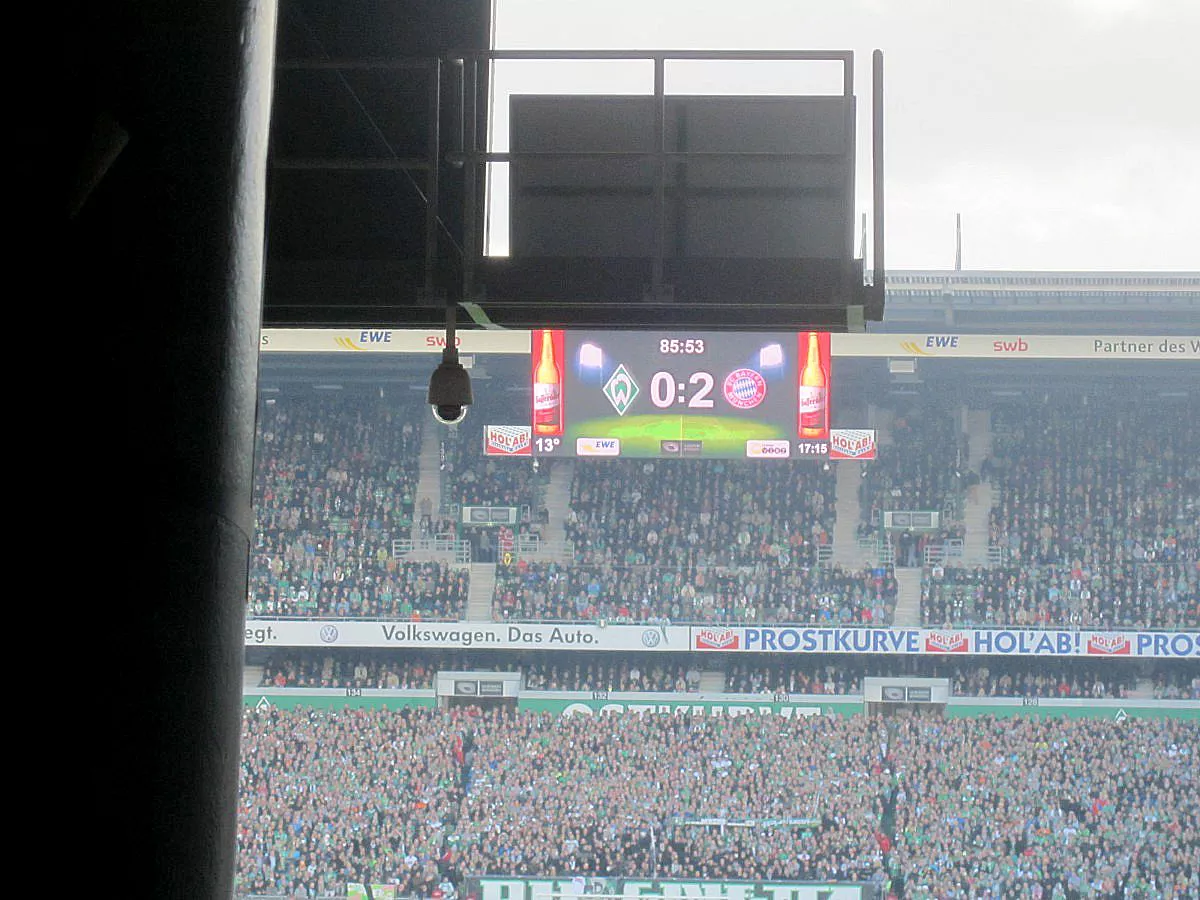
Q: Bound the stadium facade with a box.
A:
[239,271,1199,900]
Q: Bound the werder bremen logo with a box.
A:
[603,365,639,416]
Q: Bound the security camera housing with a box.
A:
[431,403,468,425]
[427,350,473,425]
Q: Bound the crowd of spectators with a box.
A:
[725,659,868,695]
[858,402,967,540]
[521,658,701,692]
[249,396,472,619]
[254,653,703,693]
[941,659,1136,699]
[492,560,896,625]
[258,653,515,690]
[887,714,1199,898]
[566,460,836,568]
[256,651,1164,701]
[436,407,550,564]
[1150,668,1200,700]
[249,558,470,619]
[922,562,1200,630]
[237,707,1200,899]
[987,400,1200,567]
[723,658,1140,699]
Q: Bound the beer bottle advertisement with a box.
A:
[797,331,831,440]
[532,329,565,436]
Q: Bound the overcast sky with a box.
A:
[489,0,1199,271]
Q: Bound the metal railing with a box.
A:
[511,536,576,563]
[856,536,894,566]
[923,540,965,567]
[447,48,884,306]
[392,537,472,564]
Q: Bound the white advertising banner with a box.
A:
[830,333,1200,360]
[245,620,1198,657]
[261,328,1200,360]
[260,328,530,354]
[245,620,686,651]
[689,625,1200,658]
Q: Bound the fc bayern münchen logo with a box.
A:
[723,368,767,409]
[642,629,662,648]
[319,624,340,644]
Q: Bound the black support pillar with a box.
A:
[66,0,276,896]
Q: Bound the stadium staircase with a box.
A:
[1131,678,1156,700]
[961,408,996,565]
[465,563,496,621]
[541,459,575,545]
[830,460,870,567]
[699,669,726,694]
[243,666,264,690]
[891,567,924,626]
[410,424,443,543]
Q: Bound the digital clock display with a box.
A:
[658,338,707,354]
[531,329,832,459]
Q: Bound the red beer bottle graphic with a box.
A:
[533,330,562,434]
[798,332,828,438]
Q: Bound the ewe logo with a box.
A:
[319,625,340,644]
[334,330,393,351]
[576,437,621,457]
[899,335,959,356]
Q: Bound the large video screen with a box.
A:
[529,329,832,458]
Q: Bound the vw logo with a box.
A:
[641,629,662,648]
[319,624,340,644]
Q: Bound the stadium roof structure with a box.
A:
[264,1,885,331]
[882,270,1200,333]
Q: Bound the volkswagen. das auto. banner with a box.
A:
[689,626,1199,658]
[244,620,685,651]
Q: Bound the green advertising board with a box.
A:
[477,878,864,900]
[244,693,436,711]
[242,690,1199,721]
[516,696,861,718]
[945,701,1199,721]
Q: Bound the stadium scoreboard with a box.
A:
[530,329,832,459]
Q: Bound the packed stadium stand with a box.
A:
[922,562,1200,630]
[987,400,1199,567]
[442,413,544,520]
[246,389,1199,630]
[856,399,966,551]
[242,271,1200,900]
[249,395,471,620]
[492,559,896,625]
[237,706,1200,898]
[257,650,1188,700]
